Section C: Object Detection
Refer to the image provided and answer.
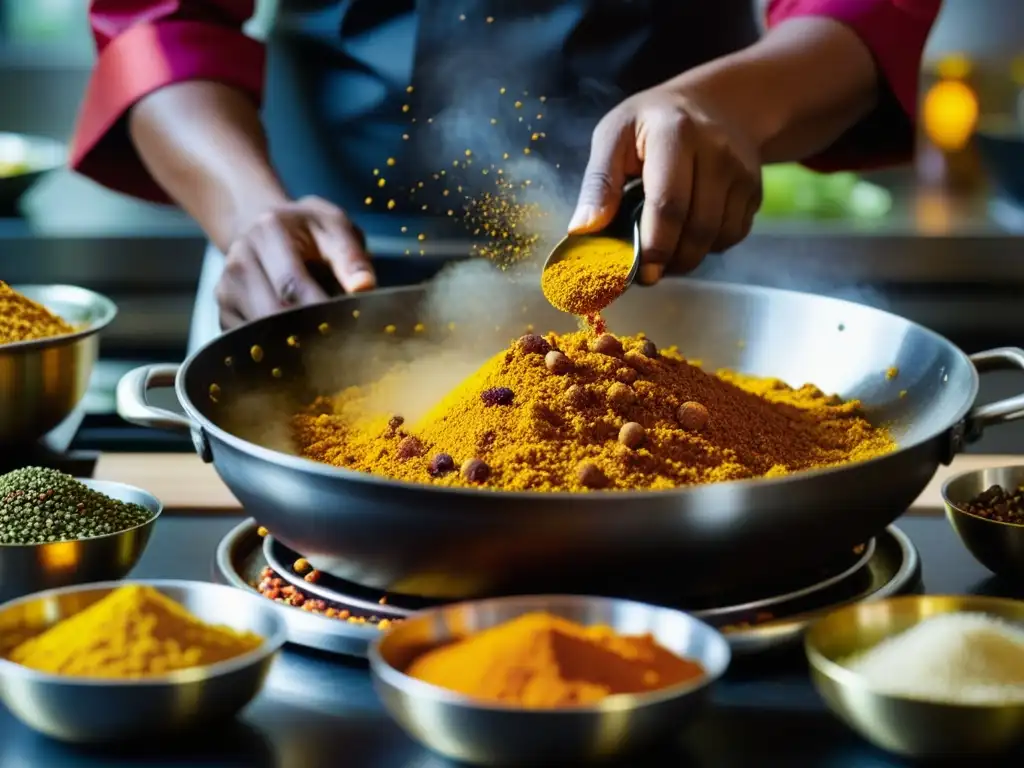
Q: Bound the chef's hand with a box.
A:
[569,85,762,285]
[215,196,376,329]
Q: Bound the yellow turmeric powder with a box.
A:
[0,281,75,345]
[292,329,895,491]
[541,236,634,317]
[406,611,705,707]
[7,585,263,678]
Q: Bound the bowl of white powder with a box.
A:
[805,595,1024,758]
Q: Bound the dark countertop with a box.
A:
[0,515,1016,768]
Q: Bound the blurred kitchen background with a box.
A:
[1,0,1024,453]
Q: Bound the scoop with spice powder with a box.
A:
[404,611,705,708]
[541,235,637,320]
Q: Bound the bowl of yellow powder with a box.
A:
[369,594,730,764]
[0,282,118,446]
[806,595,1024,759]
[0,579,286,743]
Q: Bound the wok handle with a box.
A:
[116,364,193,433]
[966,347,1024,438]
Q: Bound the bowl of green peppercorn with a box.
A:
[0,467,161,602]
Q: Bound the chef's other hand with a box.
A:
[216,196,375,329]
[569,87,762,285]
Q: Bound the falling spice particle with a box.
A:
[209,383,220,402]
[523,147,531,154]
[514,100,523,109]
[414,323,425,333]
[286,335,300,348]
[352,310,360,318]
[364,197,373,205]
[403,134,409,140]
[400,226,408,233]
[459,13,466,20]
[386,158,396,167]
[418,233,426,241]
[372,168,379,176]
[250,345,264,363]
[499,87,506,94]
[318,322,330,335]
[271,367,283,378]
[387,200,396,210]
[384,324,397,335]
[406,85,414,93]
[377,179,386,188]
[401,104,410,113]
[486,16,494,22]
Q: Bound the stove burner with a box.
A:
[216,520,920,658]
[263,534,877,624]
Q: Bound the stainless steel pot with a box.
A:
[116,279,1024,600]
[1,285,117,446]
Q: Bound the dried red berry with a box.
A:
[429,452,456,477]
[518,334,552,355]
[396,436,425,460]
[481,387,515,406]
[462,458,491,483]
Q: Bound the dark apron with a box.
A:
[261,0,760,244]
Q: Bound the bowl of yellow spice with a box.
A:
[0,282,117,446]
[369,594,730,765]
[0,579,286,743]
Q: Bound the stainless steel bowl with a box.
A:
[369,595,731,765]
[806,595,1024,758]
[0,579,286,743]
[1,285,117,446]
[0,479,161,603]
[942,464,1024,579]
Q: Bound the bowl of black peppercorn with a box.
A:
[942,465,1024,580]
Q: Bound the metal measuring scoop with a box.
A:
[542,179,645,287]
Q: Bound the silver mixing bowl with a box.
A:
[1,284,117,446]
[369,594,731,765]
[0,579,286,743]
[0,478,161,603]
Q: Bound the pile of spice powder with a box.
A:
[0,467,154,544]
[292,330,896,492]
[542,236,634,321]
[0,281,75,345]
[406,611,704,708]
[7,584,263,678]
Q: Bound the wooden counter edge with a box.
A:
[94,452,1022,516]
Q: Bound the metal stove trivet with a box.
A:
[214,519,920,657]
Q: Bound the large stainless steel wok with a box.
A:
[117,279,1024,600]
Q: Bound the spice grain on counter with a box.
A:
[0,281,76,345]
[6,585,262,678]
[405,611,704,708]
[254,566,396,629]
[959,484,1024,524]
[292,330,895,492]
[0,467,154,544]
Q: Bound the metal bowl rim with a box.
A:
[175,280,977,503]
[368,593,731,714]
[1,284,118,353]
[805,593,1024,709]
[0,578,287,686]
[940,464,1024,529]
[0,478,163,549]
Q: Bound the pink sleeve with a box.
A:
[71,1,265,203]
[767,0,942,171]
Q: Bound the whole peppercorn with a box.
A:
[577,462,608,489]
[677,401,710,431]
[518,333,552,355]
[387,415,405,434]
[615,367,638,385]
[481,386,515,406]
[396,436,425,460]
[607,382,636,408]
[462,458,491,483]
[429,452,456,477]
[639,339,658,358]
[0,466,154,545]
[544,350,572,375]
[591,334,623,356]
[618,422,646,449]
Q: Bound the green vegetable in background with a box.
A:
[759,164,892,220]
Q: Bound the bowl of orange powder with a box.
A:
[368,594,730,765]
